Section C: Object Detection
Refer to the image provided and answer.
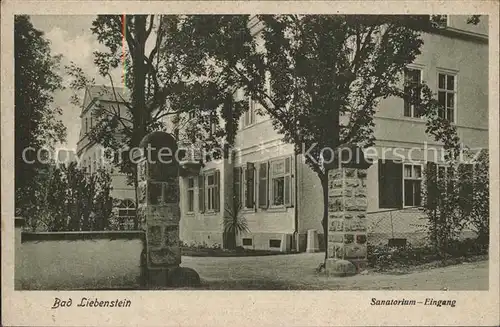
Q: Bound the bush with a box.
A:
[368,243,436,270]
[423,151,489,257]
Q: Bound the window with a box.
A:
[242,238,253,246]
[438,73,456,122]
[187,177,195,213]
[270,157,292,207]
[269,239,281,248]
[203,171,220,212]
[243,98,256,127]
[117,199,136,230]
[430,15,448,28]
[85,117,88,134]
[403,68,422,117]
[403,164,423,207]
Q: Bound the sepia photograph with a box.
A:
[2,1,499,326]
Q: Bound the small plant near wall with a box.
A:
[223,200,250,250]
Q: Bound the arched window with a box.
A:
[117,199,136,230]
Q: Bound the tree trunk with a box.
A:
[320,171,329,262]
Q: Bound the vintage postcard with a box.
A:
[1,1,499,326]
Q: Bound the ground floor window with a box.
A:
[117,199,136,230]
[187,177,195,213]
[270,157,292,207]
[201,170,220,213]
[403,164,422,207]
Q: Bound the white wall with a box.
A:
[15,231,144,290]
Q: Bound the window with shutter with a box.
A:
[198,175,205,212]
[378,159,403,208]
[258,162,268,208]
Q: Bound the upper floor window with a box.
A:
[437,72,456,122]
[430,15,448,29]
[243,98,257,128]
[403,68,423,118]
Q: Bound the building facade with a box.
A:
[177,15,489,251]
[76,86,136,229]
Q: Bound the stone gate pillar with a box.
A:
[325,146,371,276]
[137,131,182,286]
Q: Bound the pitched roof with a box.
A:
[86,85,129,102]
[81,85,130,116]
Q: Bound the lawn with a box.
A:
[179,252,489,290]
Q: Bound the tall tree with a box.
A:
[173,15,471,260]
[67,15,247,228]
[14,15,67,223]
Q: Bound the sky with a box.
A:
[30,15,124,151]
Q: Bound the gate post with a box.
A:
[137,131,199,287]
[325,145,372,276]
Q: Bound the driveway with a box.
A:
[180,253,489,290]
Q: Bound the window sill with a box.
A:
[203,211,219,216]
[400,116,426,122]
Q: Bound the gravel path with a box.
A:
[180,253,489,290]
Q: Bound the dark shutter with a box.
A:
[378,159,403,208]
[233,167,242,208]
[214,170,220,212]
[246,163,255,208]
[198,175,205,212]
[258,162,268,208]
[426,162,438,210]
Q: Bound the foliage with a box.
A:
[470,150,489,243]
[28,162,115,232]
[367,243,436,270]
[368,238,488,271]
[14,15,67,220]
[175,15,480,260]
[423,150,489,257]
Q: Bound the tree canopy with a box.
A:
[15,15,66,220]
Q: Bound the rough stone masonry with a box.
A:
[326,166,368,274]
